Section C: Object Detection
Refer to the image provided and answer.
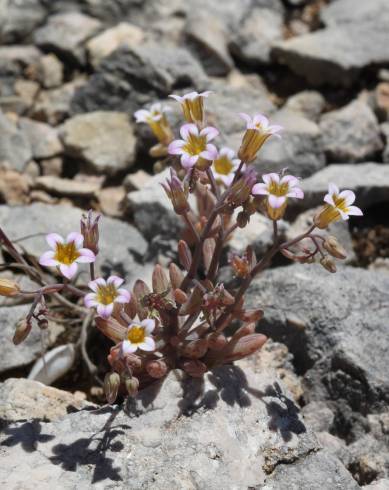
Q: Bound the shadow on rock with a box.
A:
[49,406,130,484]
[1,419,55,453]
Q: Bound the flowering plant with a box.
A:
[0,91,362,403]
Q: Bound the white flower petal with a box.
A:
[46,233,64,250]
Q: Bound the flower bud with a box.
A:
[323,236,347,260]
[13,319,32,345]
[181,339,208,359]
[152,264,170,294]
[95,317,127,343]
[227,168,257,207]
[223,333,267,362]
[149,143,169,158]
[161,168,190,215]
[320,256,337,273]
[80,210,100,255]
[207,333,228,351]
[182,359,207,378]
[237,211,249,228]
[169,263,184,289]
[104,372,120,404]
[174,288,188,304]
[145,359,168,379]
[124,376,139,397]
[0,278,20,297]
[178,240,192,271]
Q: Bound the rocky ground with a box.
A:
[0,0,389,488]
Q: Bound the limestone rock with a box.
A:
[19,118,63,160]
[320,100,383,163]
[61,112,136,175]
[0,110,32,172]
[0,203,148,283]
[34,176,101,198]
[86,22,145,68]
[0,378,93,422]
[0,0,46,44]
[34,12,102,65]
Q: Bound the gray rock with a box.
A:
[0,45,41,77]
[286,207,356,263]
[0,203,148,283]
[254,109,326,178]
[0,111,32,172]
[19,118,63,160]
[348,433,389,484]
[381,122,389,162]
[86,22,145,68]
[262,450,359,490]
[364,480,389,489]
[230,8,284,66]
[34,12,102,65]
[0,366,339,489]
[0,304,41,373]
[71,43,207,114]
[32,79,86,126]
[185,14,234,76]
[321,0,389,27]
[229,213,288,257]
[272,18,389,87]
[35,53,64,89]
[246,264,389,412]
[61,111,136,175]
[297,163,389,211]
[34,176,101,198]
[320,100,383,163]
[0,378,93,422]
[126,168,181,241]
[302,401,335,433]
[316,432,351,468]
[206,84,276,137]
[0,0,47,44]
[284,90,326,122]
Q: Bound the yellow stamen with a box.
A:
[214,155,234,175]
[96,284,118,305]
[268,181,289,197]
[54,242,79,265]
[183,133,207,156]
[127,325,146,344]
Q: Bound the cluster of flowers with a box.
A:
[0,90,362,404]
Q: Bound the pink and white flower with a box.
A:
[252,173,304,220]
[211,147,242,186]
[134,103,173,145]
[238,113,283,162]
[169,91,211,124]
[168,123,218,170]
[39,232,95,280]
[315,183,363,229]
[122,319,156,354]
[84,276,131,319]
[134,102,171,124]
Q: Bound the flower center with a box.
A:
[127,325,146,344]
[54,241,79,265]
[214,155,234,175]
[333,195,348,213]
[268,181,289,197]
[96,284,118,305]
[183,133,207,156]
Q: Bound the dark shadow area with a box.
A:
[1,419,55,452]
[49,406,130,484]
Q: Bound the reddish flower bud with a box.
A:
[0,278,20,297]
[181,338,208,359]
[169,263,184,289]
[323,236,347,260]
[178,240,192,271]
[161,168,190,215]
[124,376,139,397]
[145,359,168,379]
[182,359,207,378]
[320,256,337,273]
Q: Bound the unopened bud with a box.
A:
[161,168,189,215]
[174,288,188,304]
[80,210,100,255]
[182,359,207,378]
[0,278,20,297]
[152,264,170,294]
[38,318,49,330]
[223,333,267,362]
[178,240,192,271]
[207,333,228,351]
[104,372,120,405]
[232,323,255,340]
[169,263,184,289]
[149,143,169,158]
[181,339,208,359]
[145,360,168,379]
[124,376,139,397]
[13,319,32,345]
[323,236,347,260]
[320,256,337,273]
